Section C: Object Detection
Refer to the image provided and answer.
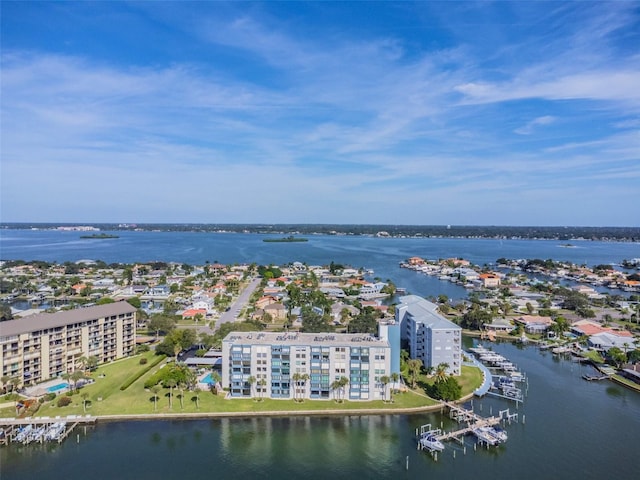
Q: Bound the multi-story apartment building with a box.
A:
[0,302,137,386]
[396,295,462,375]
[222,331,392,401]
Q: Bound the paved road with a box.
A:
[196,277,262,335]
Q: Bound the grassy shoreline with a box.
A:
[2,352,482,421]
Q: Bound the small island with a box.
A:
[80,233,120,239]
[263,235,308,243]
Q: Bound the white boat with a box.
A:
[15,425,33,443]
[472,426,500,445]
[45,422,66,441]
[489,426,508,442]
[420,433,445,452]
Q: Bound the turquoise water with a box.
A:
[45,383,68,393]
[201,373,214,385]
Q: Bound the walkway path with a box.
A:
[464,352,493,397]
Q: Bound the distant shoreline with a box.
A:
[2,223,639,242]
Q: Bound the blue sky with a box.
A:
[1,1,639,226]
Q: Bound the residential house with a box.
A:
[514,315,553,334]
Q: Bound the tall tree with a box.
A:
[247,376,256,399]
[164,379,177,409]
[406,359,423,389]
[380,375,390,402]
[151,386,160,412]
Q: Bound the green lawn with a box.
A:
[581,350,605,364]
[3,355,485,419]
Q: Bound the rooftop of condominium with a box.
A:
[397,295,461,330]
[223,331,389,348]
[0,301,137,338]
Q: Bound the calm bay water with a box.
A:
[1,229,639,479]
[2,229,640,302]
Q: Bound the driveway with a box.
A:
[196,277,262,335]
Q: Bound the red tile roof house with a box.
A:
[479,273,501,288]
[182,308,207,320]
[571,320,634,338]
[255,295,278,310]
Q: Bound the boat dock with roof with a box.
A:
[0,415,95,446]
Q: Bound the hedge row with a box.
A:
[120,355,166,391]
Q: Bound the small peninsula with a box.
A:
[263,235,308,243]
[80,233,120,239]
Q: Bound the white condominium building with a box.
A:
[396,295,462,375]
[222,331,391,400]
[0,302,137,386]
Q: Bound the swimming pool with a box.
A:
[46,382,69,393]
[201,373,215,385]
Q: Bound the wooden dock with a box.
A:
[428,403,517,444]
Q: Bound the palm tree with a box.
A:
[434,363,449,383]
[62,372,71,391]
[501,301,512,318]
[390,372,399,403]
[330,380,341,402]
[81,392,89,413]
[258,378,267,401]
[178,382,186,410]
[1,375,11,394]
[300,373,309,402]
[292,373,301,402]
[173,342,182,363]
[212,371,222,387]
[406,359,423,389]
[71,370,85,393]
[86,355,99,372]
[247,376,256,399]
[193,386,201,409]
[380,375,390,402]
[339,376,349,402]
[151,386,160,412]
[78,356,88,372]
[164,379,177,409]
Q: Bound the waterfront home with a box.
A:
[483,319,515,334]
[588,332,636,352]
[479,273,501,288]
[514,315,553,334]
[407,257,425,266]
[570,320,633,338]
[320,287,346,298]
[621,364,640,384]
[358,282,388,300]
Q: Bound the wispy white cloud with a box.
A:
[514,116,556,135]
